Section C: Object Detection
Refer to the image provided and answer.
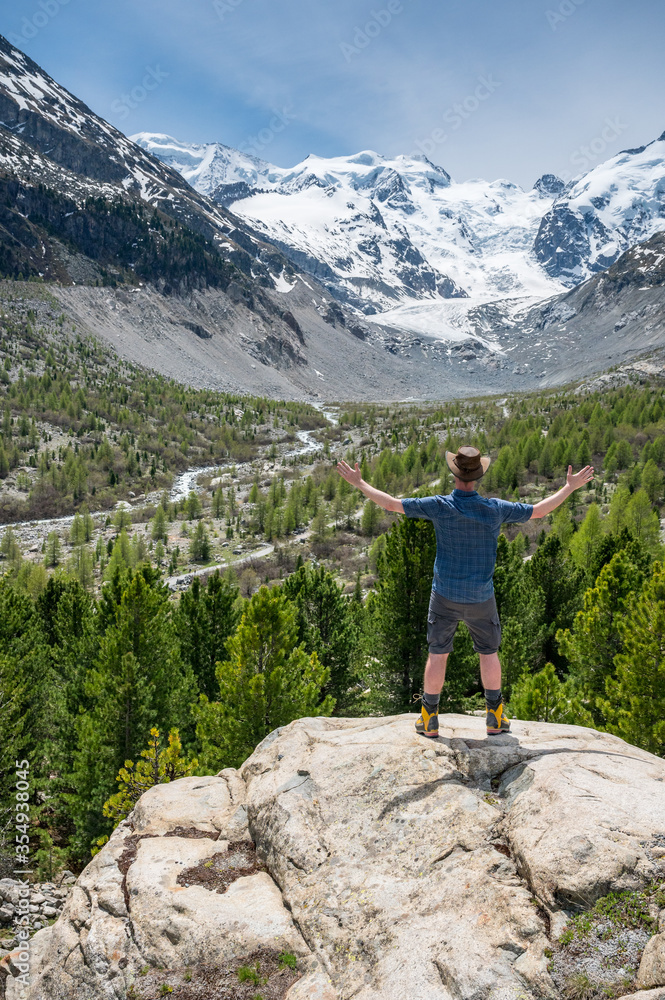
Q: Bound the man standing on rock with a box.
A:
[337,446,593,738]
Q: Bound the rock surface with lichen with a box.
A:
[4,714,665,1000]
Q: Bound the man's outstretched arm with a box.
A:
[336,460,405,513]
[530,464,594,519]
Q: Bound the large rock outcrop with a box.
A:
[5,715,665,1000]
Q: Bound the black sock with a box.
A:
[423,692,440,712]
[484,688,502,710]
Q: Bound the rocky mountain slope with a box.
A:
[6,714,665,1000]
[535,130,665,283]
[0,34,345,376]
[41,227,665,401]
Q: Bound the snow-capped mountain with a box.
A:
[133,133,565,320]
[134,130,665,343]
[535,131,665,283]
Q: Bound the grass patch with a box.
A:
[550,880,665,999]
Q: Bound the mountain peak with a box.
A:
[533,173,565,197]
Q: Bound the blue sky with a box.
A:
[2,0,664,188]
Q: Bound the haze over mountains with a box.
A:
[0,32,664,400]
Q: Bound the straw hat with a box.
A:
[445,445,491,482]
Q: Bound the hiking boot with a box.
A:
[415,704,439,739]
[486,702,511,736]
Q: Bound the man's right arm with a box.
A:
[530,464,594,519]
[336,460,405,513]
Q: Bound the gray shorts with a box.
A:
[427,590,501,655]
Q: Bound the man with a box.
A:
[337,445,593,738]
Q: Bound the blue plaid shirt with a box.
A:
[402,490,533,603]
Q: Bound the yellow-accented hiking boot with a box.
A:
[415,703,439,739]
[486,702,511,736]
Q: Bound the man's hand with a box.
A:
[531,464,595,519]
[336,459,404,513]
[567,465,594,490]
[337,460,363,488]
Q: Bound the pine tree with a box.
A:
[190,521,211,562]
[510,662,593,725]
[71,570,195,854]
[641,459,663,504]
[102,727,197,828]
[367,515,436,712]
[43,531,62,568]
[212,488,225,519]
[557,551,645,726]
[360,500,381,537]
[624,489,661,554]
[151,504,168,542]
[186,491,202,520]
[70,513,85,546]
[174,573,240,700]
[113,508,132,532]
[81,507,94,542]
[104,529,132,579]
[569,503,603,570]
[283,563,359,713]
[196,586,333,770]
[525,533,584,666]
[68,545,94,591]
[601,561,665,756]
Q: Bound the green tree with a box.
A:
[0,584,54,849]
[68,545,94,591]
[311,507,328,543]
[104,529,132,579]
[614,439,634,470]
[113,508,132,532]
[0,655,26,852]
[360,500,381,537]
[606,485,630,535]
[625,489,661,554]
[493,534,547,696]
[190,521,211,562]
[283,563,359,713]
[509,662,593,725]
[69,513,86,547]
[1,527,21,568]
[551,505,575,547]
[186,491,202,520]
[81,507,94,543]
[641,459,664,504]
[102,727,197,828]
[526,533,584,667]
[196,586,334,770]
[601,561,665,756]
[212,488,225,519]
[557,551,645,727]
[368,515,436,712]
[71,570,195,854]
[44,531,62,568]
[174,573,240,700]
[588,527,652,584]
[569,503,603,571]
[151,504,168,542]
